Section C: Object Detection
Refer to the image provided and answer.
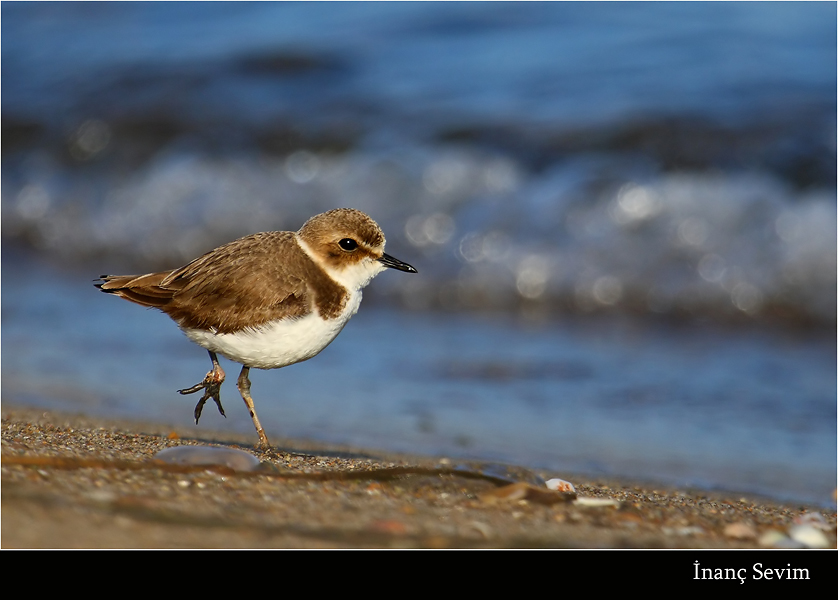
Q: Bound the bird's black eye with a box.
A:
[338,238,358,251]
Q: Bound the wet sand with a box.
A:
[2,404,834,549]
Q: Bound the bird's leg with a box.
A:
[178,351,226,423]
[237,366,270,449]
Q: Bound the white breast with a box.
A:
[181,289,363,370]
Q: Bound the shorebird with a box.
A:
[96,208,416,448]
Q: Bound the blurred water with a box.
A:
[1,3,836,504]
[2,2,835,323]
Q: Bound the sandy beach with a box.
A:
[2,404,834,549]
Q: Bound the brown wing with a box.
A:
[96,231,316,334]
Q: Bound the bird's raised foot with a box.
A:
[178,365,226,423]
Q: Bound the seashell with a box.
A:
[545,478,576,493]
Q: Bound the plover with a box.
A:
[96,208,416,448]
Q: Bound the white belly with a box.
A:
[181,290,362,370]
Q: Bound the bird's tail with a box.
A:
[95,271,178,308]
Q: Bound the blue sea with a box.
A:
[2,2,835,505]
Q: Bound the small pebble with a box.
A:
[469,521,493,539]
[574,497,620,508]
[788,524,831,549]
[155,445,261,472]
[662,526,704,536]
[762,534,806,549]
[758,529,790,548]
[723,522,757,539]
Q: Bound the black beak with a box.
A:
[378,253,417,273]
